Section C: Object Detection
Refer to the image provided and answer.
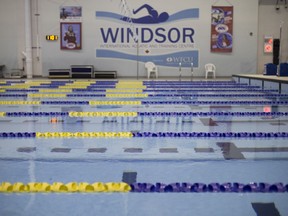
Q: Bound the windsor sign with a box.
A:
[100,27,195,44]
[95,3,199,67]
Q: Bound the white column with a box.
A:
[25,0,33,79]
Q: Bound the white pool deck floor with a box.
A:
[0,78,288,216]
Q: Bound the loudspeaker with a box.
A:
[273,39,280,48]
[273,39,280,65]
[273,57,279,65]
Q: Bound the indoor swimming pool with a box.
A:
[0,79,288,216]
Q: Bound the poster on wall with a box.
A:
[264,35,273,54]
[210,6,233,53]
[60,6,82,22]
[60,23,82,50]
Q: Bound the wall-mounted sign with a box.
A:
[95,3,200,68]
[46,35,58,41]
[60,6,82,22]
[60,23,82,50]
[211,6,233,53]
[264,36,273,53]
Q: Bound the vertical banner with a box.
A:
[211,6,233,53]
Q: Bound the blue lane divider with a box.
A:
[86,86,117,89]
[158,86,252,88]
[144,83,247,85]
[0,132,36,138]
[0,94,28,97]
[5,89,107,92]
[66,94,106,97]
[41,101,90,105]
[148,94,288,97]
[5,112,69,117]
[143,82,243,85]
[131,132,288,138]
[119,89,276,92]
[38,100,288,105]
[28,85,117,89]
[137,112,288,117]
[143,83,257,86]
[29,86,66,89]
[5,90,39,92]
[141,101,288,105]
[142,81,237,83]
[129,182,288,193]
[1,132,287,138]
[5,93,281,98]
[0,81,25,84]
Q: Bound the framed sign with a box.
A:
[60,6,82,22]
[60,22,82,50]
[264,36,273,53]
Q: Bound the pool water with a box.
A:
[0,79,288,216]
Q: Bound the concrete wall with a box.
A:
[2,0,283,78]
[258,0,288,74]
[40,0,259,77]
[0,0,25,76]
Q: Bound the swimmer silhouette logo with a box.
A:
[121,4,169,24]
[211,6,233,53]
[95,3,200,67]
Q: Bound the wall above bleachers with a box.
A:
[3,0,286,78]
[40,0,259,77]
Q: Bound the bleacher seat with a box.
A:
[263,63,277,75]
[278,63,288,77]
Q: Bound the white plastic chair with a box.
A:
[145,62,158,79]
[205,63,216,79]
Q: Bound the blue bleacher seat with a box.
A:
[278,63,288,77]
[263,63,277,75]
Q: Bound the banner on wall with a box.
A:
[210,6,233,53]
[95,3,200,68]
